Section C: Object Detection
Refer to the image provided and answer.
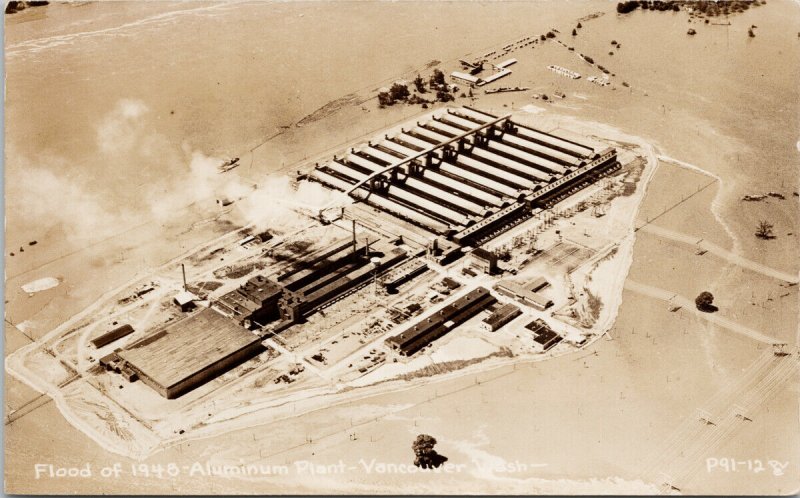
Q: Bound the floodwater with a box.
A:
[4,0,799,494]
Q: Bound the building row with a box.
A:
[310,106,619,249]
[105,232,411,399]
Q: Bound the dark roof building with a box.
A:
[386,286,496,356]
[91,324,135,349]
[482,303,521,331]
[525,319,562,350]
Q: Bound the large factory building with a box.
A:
[310,106,619,247]
[115,309,266,399]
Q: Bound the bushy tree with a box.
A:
[436,90,454,102]
[389,82,410,101]
[413,74,426,93]
[412,434,448,469]
[617,1,641,14]
[377,91,394,107]
[572,28,578,36]
[430,69,446,87]
[695,291,716,312]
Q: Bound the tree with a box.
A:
[413,74,426,93]
[377,91,394,107]
[412,434,448,469]
[617,1,641,14]
[436,90,454,102]
[389,82,410,101]
[577,22,582,28]
[755,220,775,239]
[695,291,716,312]
[430,69,445,88]
[572,28,578,36]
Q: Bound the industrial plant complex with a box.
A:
[90,106,623,399]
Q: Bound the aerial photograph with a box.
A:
[3,0,799,495]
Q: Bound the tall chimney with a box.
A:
[181,263,187,291]
[352,220,357,255]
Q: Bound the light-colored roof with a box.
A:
[497,58,518,69]
[450,71,480,83]
[174,291,198,305]
[480,69,512,85]
[118,308,260,389]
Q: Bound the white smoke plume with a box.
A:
[231,175,348,232]
[6,98,349,249]
[5,150,133,245]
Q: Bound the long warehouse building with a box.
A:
[310,106,619,247]
[385,286,497,356]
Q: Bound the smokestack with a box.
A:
[352,220,357,255]
[181,263,187,291]
[365,237,371,257]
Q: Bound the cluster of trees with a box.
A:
[413,74,426,93]
[691,0,757,17]
[412,434,448,469]
[378,69,456,108]
[378,82,411,107]
[618,0,756,16]
[538,31,556,42]
[494,246,512,262]
[5,1,49,15]
[617,1,680,14]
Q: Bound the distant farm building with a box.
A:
[450,71,482,87]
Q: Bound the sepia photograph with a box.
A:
[3,0,799,494]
